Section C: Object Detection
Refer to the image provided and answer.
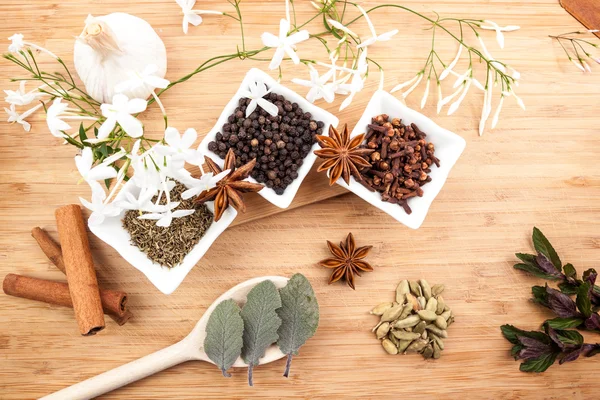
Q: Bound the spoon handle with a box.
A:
[40,339,192,400]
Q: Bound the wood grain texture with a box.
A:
[560,0,600,39]
[1,0,599,398]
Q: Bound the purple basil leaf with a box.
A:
[584,313,600,330]
[576,282,593,318]
[583,269,597,286]
[545,326,565,349]
[519,351,559,373]
[514,263,561,281]
[546,286,578,318]
[532,227,562,272]
[583,344,600,357]
[544,317,584,330]
[518,335,554,359]
[536,253,561,276]
[563,263,577,280]
[559,347,584,364]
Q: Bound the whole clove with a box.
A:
[358,114,440,214]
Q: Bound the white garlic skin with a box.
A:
[74,13,167,103]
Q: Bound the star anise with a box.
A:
[318,232,373,290]
[194,148,263,221]
[314,124,374,186]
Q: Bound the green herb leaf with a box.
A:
[514,263,562,280]
[204,299,244,377]
[532,227,561,272]
[544,317,584,330]
[531,285,548,306]
[78,123,88,145]
[519,351,559,373]
[515,253,537,266]
[576,282,592,318]
[276,274,319,378]
[240,280,282,386]
[558,281,579,295]
[563,263,577,279]
[554,329,584,346]
[501,324,552,345]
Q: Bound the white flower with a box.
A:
[4,103,42,132]
[292,65,336,103]
[491,94,505,129]
[479,20,520,49]
[8,34,24,53]
[115,64,170,93]
[447,79,471,115]
[176,0,223,34]
[240,80,279,117]
[4,81,46,106]
[328,19,358,38]
[477,34,506,73]
[401,73,424,99]
[75,147,119,183]
[46,98,71,137]
[181,169,230,200]
[570,58,586,72]
[155,127,199,165]
[390,72,422,94]
[356,5,398,49]
[436,82,443,114]
[117,187,157,211]
[420,78,430,109]
[261,18,310,70]
[79,185,121,226]
[138,201,194,227]
[439,45,463,81]
[96,94,147,141]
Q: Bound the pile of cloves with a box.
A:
[358,114,440,214]
[370,279,454,359]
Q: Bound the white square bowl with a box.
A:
[88,179,237,295]
[198,68,339,209]
[335,90,466,229]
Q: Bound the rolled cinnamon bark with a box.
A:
[2,274,130,325]
[55,205,105,335]
[31,227,132,324]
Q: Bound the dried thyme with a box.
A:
[122,182,213,268]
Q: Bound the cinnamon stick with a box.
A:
[55,205,105,335]
[31,227,132,324]
[2,274,131,326]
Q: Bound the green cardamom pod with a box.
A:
[409,281,422,297]
[370,302,393,316]
[381,304,405,322]
[398,303,413,320]
[382,339,398,355]
[397,339,412,353]
[388,332,400,346]
[417,310,438,322]
[432,342,442,359]
[425,297,438,312]
[391,330,421,341]
[441,310,452,321]
[430,333,445,350]
[421,344,434,359]
[434,316,447,330]
[436,296,446,315]
[406,339,428,353]
[406,293,419,311]
[431,284,445,297]
[417,296,426,310]
[376,322,391,339]
[419,279,432,300]
[393,314,421,329]
[421,330,428,339]
[447,315,455,327]
[396,280,409,304]
[425,324,448,338]
[413,321,427,334]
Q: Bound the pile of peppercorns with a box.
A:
[208,93,325,195]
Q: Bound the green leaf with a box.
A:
[514,263,561,280]
[576,282,592,318]
[544,317,584,330]
[519,351,559,373]
[78,123,88,145]
[532,227,562,272]
[558,281,579,295]
[501,324,551,345]
[276,274,319,378]
[531,285,548,305]
[515,253,537,266]
[204,299,244,377]
[563,263,577,279]
[240,280,282,386]
[554,329,584,346]
[511,344,524,359]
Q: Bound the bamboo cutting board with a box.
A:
[1,0,600,399]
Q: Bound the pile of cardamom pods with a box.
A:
[370,279,454,359]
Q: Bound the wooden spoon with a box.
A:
[41,276,289,400]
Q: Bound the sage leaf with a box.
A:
[204,299,244,377]
[576,282,592,318]
[544,317,584,330]
[532,227,561,272]
[240,280,282,386]
[276,273,320,378]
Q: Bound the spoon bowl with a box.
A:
[41,276,289,400]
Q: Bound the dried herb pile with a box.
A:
[122,183,213,268]
[203,274,319,386]
[502,227,600,372]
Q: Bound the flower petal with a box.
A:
[117,114,144,138]
[261,32,280,48]
[97,117,117,140]
[268,47,285,70]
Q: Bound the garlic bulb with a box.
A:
[74,13,167,103]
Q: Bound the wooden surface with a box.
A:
[560,0,600,39]
[1,0,599,399]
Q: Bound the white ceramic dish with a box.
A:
[88,179,237,295]
[335,90,466,229]
[198,68,339,209]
